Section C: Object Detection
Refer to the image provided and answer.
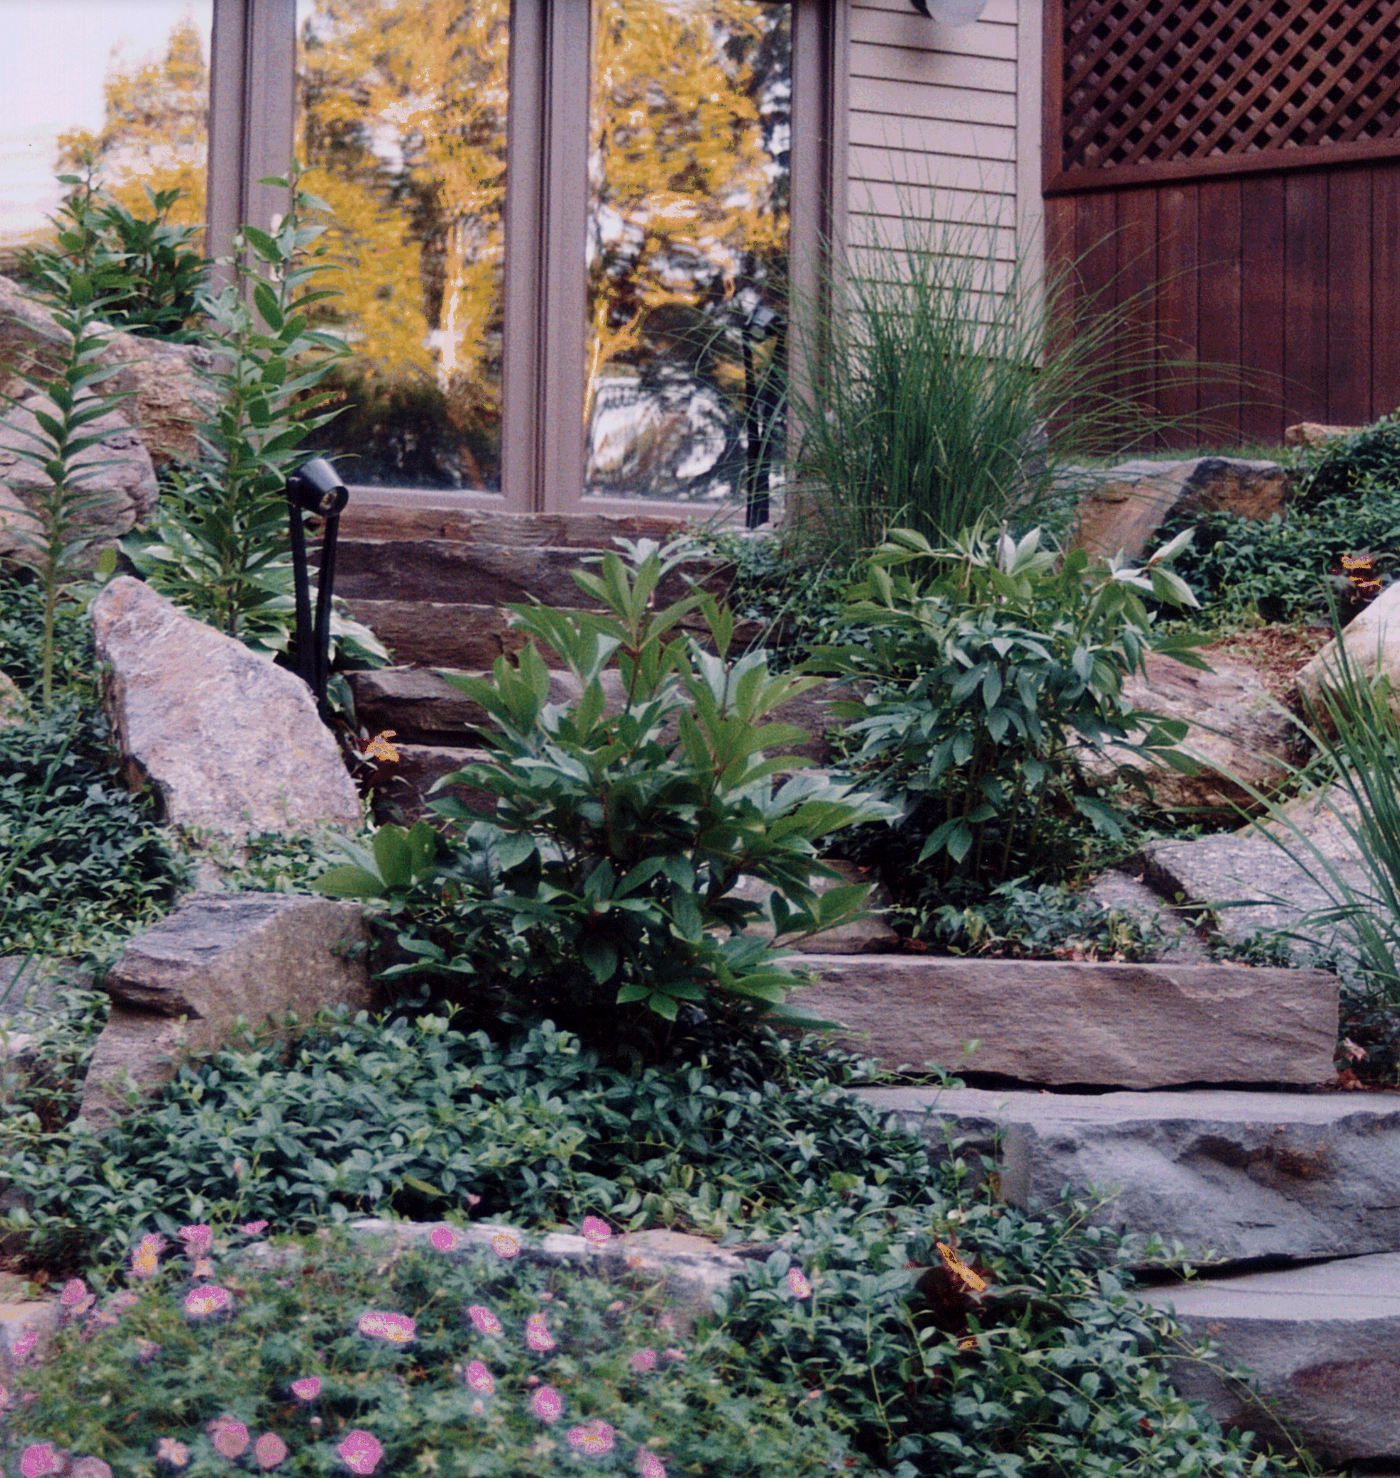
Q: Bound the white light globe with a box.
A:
[921,0,989,25]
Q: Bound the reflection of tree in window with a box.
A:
[297,0,510,491]
[587,0,790,503]
[56,15,210,229]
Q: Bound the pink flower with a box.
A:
[580,1215,611,1247]
[489,1228,520,1259]
[71,1459,113,1478]
[134,1338,161,1364]
[429,1225,460,1252]
[530,1385,563,1423]
[155,1439,190,1468]
[663,1347,685,1363]
[110,1291,139,1313]
[629,1347,657,1372]
[465,1359,495,1394]
[11,1327,39,1362]
[567,1421,615,1456]
[178,1224,212,1255]
[253,1433,288,1470]
[130,1239,161,1280]
[60,1278,89,1308]
[337,1430,383,1475]
[524,1312,555,1352]
[636,1450,667,1478]
[356,1310,415,1345]
[467,1304,502,1336]
[20,1444,64,1478]
[290,1376,321,1402]
[239,1221,268,1235]
[184,1285,233,1318]
[466,1193,482,1207]
[209,1419,249,1459]
[192,1259,216,1280]
[787,1267,813,1299]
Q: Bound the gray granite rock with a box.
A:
[0,668,24,729]
[732,861,900,955]
[1082,870,1212,962]
[798,955,1338,1087]
[1139,832,1366,949]
[1144,1253,1400,1463]
[0,1295,59,1381]
[860,1086,1400,1263]
[79,892,372,1127]
[93,577,362,840]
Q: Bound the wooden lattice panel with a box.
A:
[1057,0,1400,178]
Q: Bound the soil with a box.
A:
[1199,623,1331,708]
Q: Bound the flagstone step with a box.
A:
[347,666,841,762]
[1143,1253,1400,1464]
[338,496,694,548]
[802,955,1338,1088]
[858,1084,1399,1263]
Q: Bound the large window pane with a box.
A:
[585,0,791,505]
[297,0,510,492]
[0,0,211,260]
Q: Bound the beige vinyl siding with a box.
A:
[845,0,1041,286]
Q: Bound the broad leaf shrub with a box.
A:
[816,525,1205,896]
[7,1230,844,1478]
[317,540,890,1042]
[1,1020,1306,1477]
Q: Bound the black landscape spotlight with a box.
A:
[285,456,349,719]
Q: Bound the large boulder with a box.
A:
[1069,456,1290,562]
[1085,650,1296,811]
[1297,578,1400,714]
[0,393,157,567]
[79,891,373,1127]
[92,577,362,839]
[0,274,214,469]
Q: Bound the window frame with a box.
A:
[207,0,847,514]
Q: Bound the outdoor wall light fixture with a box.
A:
[909,0,989,23]
[285,456,348,718]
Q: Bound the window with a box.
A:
[0,1,212,260]
[191,0,842,513]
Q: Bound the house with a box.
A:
[8,0,1398,518]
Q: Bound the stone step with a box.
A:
[338,496,694,548]
[364,743,495,825]
[858,1084,1399,1263]
[348,666,841,763]
[802,955,1338,1088]
[1143,1253,1400,1465]
[344,600,527,668]
[333,539,722,609]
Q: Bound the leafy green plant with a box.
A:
[0,272,134,707]
[317,540,888,1040]
[18,155,206,341]
[124,166,384,677]
[9,1228,846,1478]
[787,209,1181,560]
[1,1016,1310,1478]
[817,525,1204,889]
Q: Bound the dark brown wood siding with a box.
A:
[1044,0,1400,445]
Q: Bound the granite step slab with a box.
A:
[1143,1252,1400,1464]
[859,1085,1400,1263]
[803,956,1338,1088]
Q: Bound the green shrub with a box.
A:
[1,1017,1308,1477]
[1303,414,1400,503]
[816,525,1203,890]
[0,578,186,958]
[17,157,206,342]
[316,540,888,1042]
[8,1229,845,1478]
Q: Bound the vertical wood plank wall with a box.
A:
[845,0,1024,279]
[1044,164,1400,446]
